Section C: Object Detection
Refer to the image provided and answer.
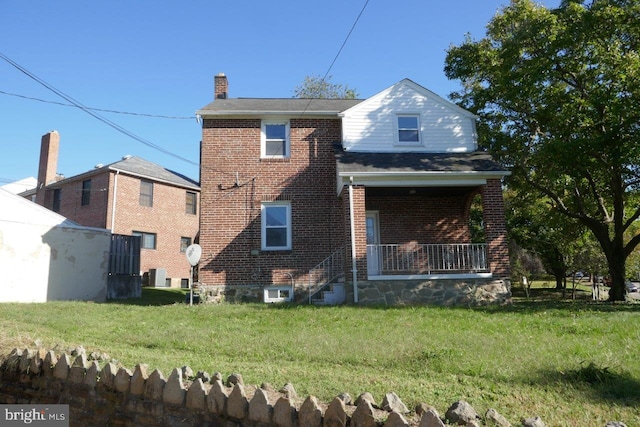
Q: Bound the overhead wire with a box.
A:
[0,0,370,184]
[297,0,370,118]
[0,51,198,167]
[0,89,195,119]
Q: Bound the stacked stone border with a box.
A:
[0,347,625,427]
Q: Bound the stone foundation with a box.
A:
[348,278,512,306]
[197,279,511,306]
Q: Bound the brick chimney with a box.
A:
[35,130,60,206]
[214,73,228,100]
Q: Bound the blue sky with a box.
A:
[0,0,559,185]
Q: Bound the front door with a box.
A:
[366,211,380,275]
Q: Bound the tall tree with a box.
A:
[293,75,359,99]
[505,189,583,289]
[444,0,640,301]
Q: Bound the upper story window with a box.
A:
[186,191,197,215]
[81,179,91,206]
[140,180,154,207]
[261,201,291,250]
[261,122,289,158]
[52,188,62,213]
[180,237,192,253]
[396,115,421,145]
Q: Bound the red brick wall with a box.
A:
[343,185,368,282]
[51,172,111,228]
[199,118,345,286]
[35,131,60,206]
[482,179,510,278]
[108,173,199,281]
[48,171,199,282]
[366,193,472,244]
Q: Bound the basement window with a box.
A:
[263,286,293,303]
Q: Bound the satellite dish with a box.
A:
[186,244,202,266]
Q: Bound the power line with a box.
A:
[322,0,370,83]
[0,52,248,180]
[0,51,199,168]
[0,89,195,119]
[298,0,370,117]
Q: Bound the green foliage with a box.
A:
[293,75,359,99]
[445,0,640,300]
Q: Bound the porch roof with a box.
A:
[334,146,510,194]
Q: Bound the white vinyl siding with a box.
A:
[341,80,477,153]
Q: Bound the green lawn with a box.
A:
[1,285,639,426]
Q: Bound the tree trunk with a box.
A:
[552,267,565,290]
[607,251,626,302]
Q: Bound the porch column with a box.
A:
[343,185,368,282]
[481,179,510,278]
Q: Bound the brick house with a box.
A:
[33,131,200,287]
[196,74,511,305]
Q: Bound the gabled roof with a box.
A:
[339,78,477,120]
[196,98,363,116]
[47,156,200,190]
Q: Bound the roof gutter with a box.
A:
[336,170,511,195]
[195,110,345,117]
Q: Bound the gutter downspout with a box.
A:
[348,177,359,303]
[110,170,119,232]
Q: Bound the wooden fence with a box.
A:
[107,234,141,299]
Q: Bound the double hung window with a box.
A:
[261,122,289,158]
[261,202,291,250]
[140,180,154,207]
[396,115,421,145]
[185,191,197,215]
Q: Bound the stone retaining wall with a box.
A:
[351,278,512,306]
[197,278,511,306]
[1,347,630,426]
[0,347,508,426]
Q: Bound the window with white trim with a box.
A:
[396,115,421,145]
[261,201,291,250]
[261,122,289,158]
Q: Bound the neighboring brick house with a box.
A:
[196,74,511,305]
[33,131,200,287]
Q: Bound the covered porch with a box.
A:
[335,149,512,306]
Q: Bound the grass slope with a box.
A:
[0,285,639,425]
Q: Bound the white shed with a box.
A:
[0,188,110,302]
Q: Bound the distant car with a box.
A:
[626,281,640,293]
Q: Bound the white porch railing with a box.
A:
[308,248,345,303]
[367,243,488,276]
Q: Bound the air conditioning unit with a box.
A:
[149,268,167,287]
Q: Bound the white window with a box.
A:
[263,286,293,303]
[261,201,291,250]
[261,122,289,158]
[396,115,421,145]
